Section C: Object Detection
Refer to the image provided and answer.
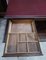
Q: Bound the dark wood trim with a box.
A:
[4,15,46,19]
[3,19,9,43]
[3,53,42,57]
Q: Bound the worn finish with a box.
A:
[4,20,42,56]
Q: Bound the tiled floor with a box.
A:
[0,19,7,43]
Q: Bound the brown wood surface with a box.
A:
[4,20,41,56]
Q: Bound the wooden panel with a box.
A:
[26,33,37,42]
[17,42,27,52]
[7,34,17,52]
[19,33,26,42]
[28,42,40,52]
[11,23,32,33]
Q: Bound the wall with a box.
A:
[0,19,46,60]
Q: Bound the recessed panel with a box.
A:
[28,42,40,52]
[17,43,27,52]
[11,24,32,33]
